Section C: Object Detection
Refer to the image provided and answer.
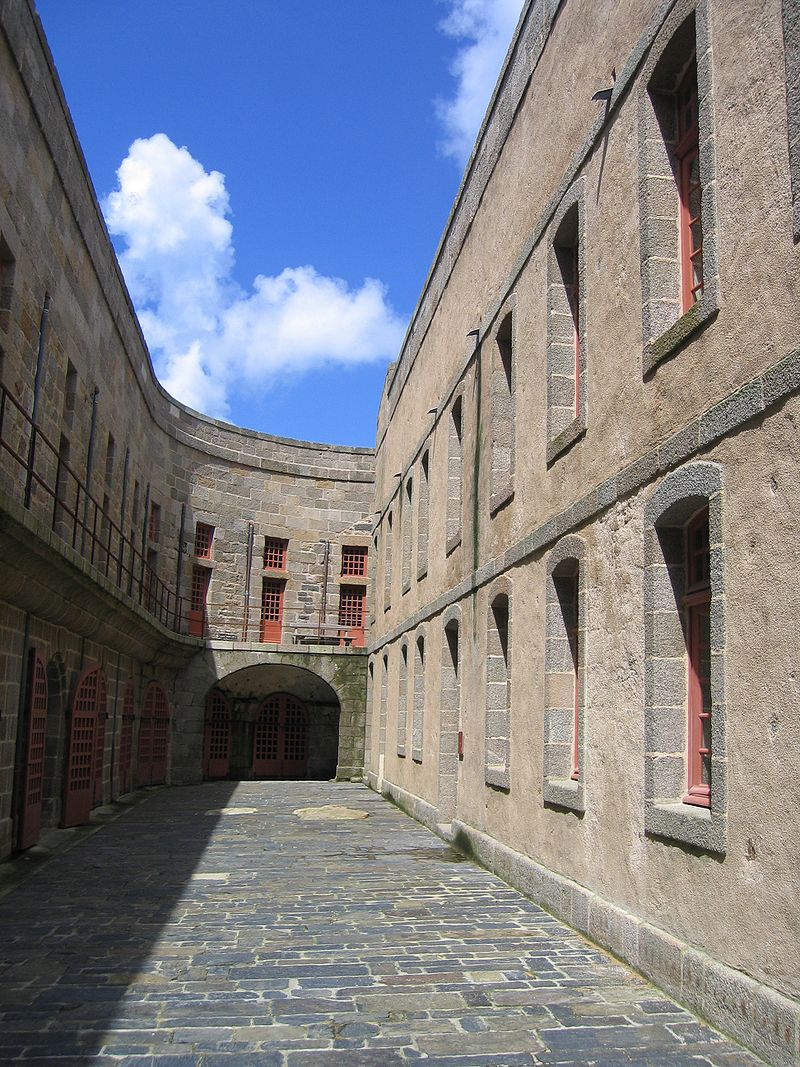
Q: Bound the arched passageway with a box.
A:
[201,664,341,781]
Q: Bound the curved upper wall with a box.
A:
[0,1,375,646]
[0,0,373,485]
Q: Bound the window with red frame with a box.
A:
[263,537,287,570]
[341,545,367,576]
[338,586,365,647]
[676,56,703,312]
[683,507,711,807]
[194,522,214,559]
[148,502,161,543]
[261,577,285,642]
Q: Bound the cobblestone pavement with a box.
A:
[0,781,764,1066]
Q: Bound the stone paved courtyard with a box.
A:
[0,781,764,1066]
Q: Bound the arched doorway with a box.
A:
[199,664,340,782]
[137,682,171,786]
[253,693,308,779]
[203,689,231,779]
[63,666,106,827]
[18,649,48,849]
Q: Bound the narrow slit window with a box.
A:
[676,56,703,312]
[683,507,711,807]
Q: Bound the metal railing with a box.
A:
[193,599,365,648]
[0,383,367,649]
[0,383,183,631]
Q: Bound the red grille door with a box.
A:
[118,683,135,795]
[203,689,231,779]
[18,650,48,850]
[139,683,170,786]
[63,667,104,828]
[252,693,308,778]
[92,674,108,807]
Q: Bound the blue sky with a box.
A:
[35,1,523,447]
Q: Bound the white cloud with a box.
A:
[103,133,406,420]
[436,0,525,165]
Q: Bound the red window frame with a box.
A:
[568,572,580,781]
[341,545,368,577]
[676,57,703,313]
[261,577,285,643]
[683,507,711,807]
[194,522,214,559]
[264,537,288,571]
[148,503,161,543]
[338,585,366,647]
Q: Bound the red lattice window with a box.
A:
[676,57,703,312]
[683,507,711,808]
[263,537,287,570]
[341,545,368,576]
[254,695,280,764]
[260,578,285,643]
[338,586,366,647]
[194,522,214,559]
[148,503,161,543]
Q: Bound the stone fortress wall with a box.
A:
[0,2,374,856]
[0,0,799,1064]
[366,0,800,1064]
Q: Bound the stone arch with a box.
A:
[173,647,367,783]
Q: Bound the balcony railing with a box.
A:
[0,384,367,650]
[0,384,183,631]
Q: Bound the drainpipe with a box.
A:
[242,522,254,641]
[23,293,50,509]
[175,503,186,631]
[318,540,330,640]
[118,448,129,585]
[80,387,99,554]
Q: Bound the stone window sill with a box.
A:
[490,484,514,517]
[412,750,423,764]
[546,415,587,466]
[543,777,585,814]
[397,745,406,759]
[645,799,726,855]
[445,532,462,557]
[643,294,719,377]
[485,765,510,791]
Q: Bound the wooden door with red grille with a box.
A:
[188,565,210,637]
[63,667,104,828]
[139,683,170,786]
[118,683,135,795]
[203,689,231,779]
[18,650,48,850]
[260,578,285,643]
[252,693,308,778]
[92,673,108,807]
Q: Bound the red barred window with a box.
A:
[148,503,161,543]
[338,586,365,629]
[341,545,367,576]
[264,537,288,570]
[194,522,214,559]
[676,56,703,312]
[683,507,711,808]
